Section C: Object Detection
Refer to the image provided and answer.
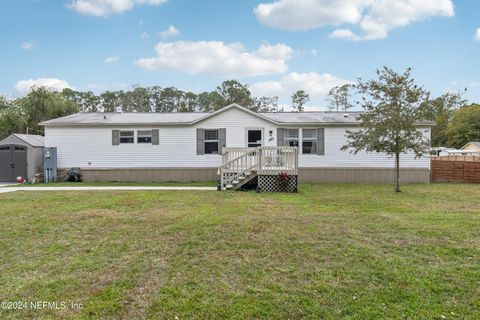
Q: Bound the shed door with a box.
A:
[0,145,28,182]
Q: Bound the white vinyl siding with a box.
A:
[297,126,431,168]
[46,107,277,168]
[44,107,430,169]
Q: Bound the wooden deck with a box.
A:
[218,146,299,190]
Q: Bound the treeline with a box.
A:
[1,76,479,148]
[61,80,281,113]
[0,80,304,139]
[326,84,480,149]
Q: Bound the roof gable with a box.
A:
[0,134,45,147]
[461,142,480,150]
[191,104,279,125]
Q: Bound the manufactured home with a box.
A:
[40,104,433,185]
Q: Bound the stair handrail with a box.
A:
[220,147,259,169]
[219,147,260,190]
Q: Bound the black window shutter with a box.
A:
[197,128,204,155]
[112,130,120,146]
[317,128,325,155]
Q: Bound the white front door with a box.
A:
[247,129,263,147]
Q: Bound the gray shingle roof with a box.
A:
[40,112,208,126]
[40,105,434,126]
[259,112,363,124]
[13,134,45,147]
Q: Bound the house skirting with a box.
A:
[57,167,430,184]
[57,168,218,183]
[298,167,430,183]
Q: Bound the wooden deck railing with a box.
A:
[219,146,299,190]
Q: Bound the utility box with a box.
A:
[44,147,57,183]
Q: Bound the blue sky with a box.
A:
[1,0,479,109]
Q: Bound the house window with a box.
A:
[137,130,152,144]
[204,129,219,154]
[284,129,299,147]
[302,129,317,154]
[120,131,134,144]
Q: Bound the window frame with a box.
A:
[119,130,135,144]
[284,128,299,147]
[204,129,220,154]
[137,130,153,144]
[301,128,317,155]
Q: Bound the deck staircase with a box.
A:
[218,148,259,190]
[218,146,298,191]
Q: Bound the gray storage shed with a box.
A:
[0,134,44,182]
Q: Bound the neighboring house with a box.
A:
[439,148,479,157]
[40,104,433,183]
[460,142,480,154]
[0,134,45,182]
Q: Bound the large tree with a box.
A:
[446,104,480,148]
[0,103,26,140]
[17,87,78,136]
[291,90,309,112]
[342,67,431,193]
[214,80,253,110]
[252,96,278,113]
[327,84,352,112]
[418,91,465,147]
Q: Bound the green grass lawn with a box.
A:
[0,184,479,319]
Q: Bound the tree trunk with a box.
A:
[395,152,401,193]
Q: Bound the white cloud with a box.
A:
[104,56,120,64]
[140,31,149,39]
[251,72,350,100]
[15,78,73,95]
[68,0,167,17]
[135,41,293,77]
[21,41,35,50]
[256,43,293,60]
[255,0,454,41]
[310,49,317,57]
[329,29,360,41]
[475,28,480,41]
[159,25,180,39]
